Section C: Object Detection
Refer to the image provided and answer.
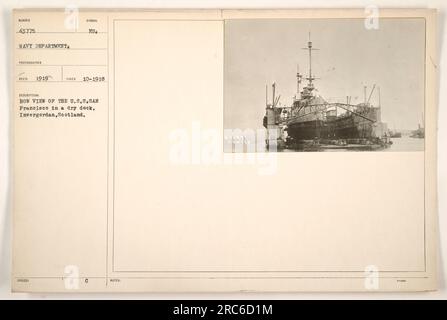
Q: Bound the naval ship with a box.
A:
[410,124,425,138]
[263,36,390,151]
[410,113,425,138]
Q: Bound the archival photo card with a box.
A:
[224,18,426,152]
[12,8,438,292]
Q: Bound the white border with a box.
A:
[0,0,445,299]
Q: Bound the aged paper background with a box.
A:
[10,8,438,292]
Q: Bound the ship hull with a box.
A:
[286,115,377,141]
[286,119,326,140]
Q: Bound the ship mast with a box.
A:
[302,32,318,96]
[378,86,381,107]
[308,33,313,87]
[265,84,268,108]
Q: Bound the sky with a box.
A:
[224,18,426,131]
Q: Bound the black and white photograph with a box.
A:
[224,18,426,152]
